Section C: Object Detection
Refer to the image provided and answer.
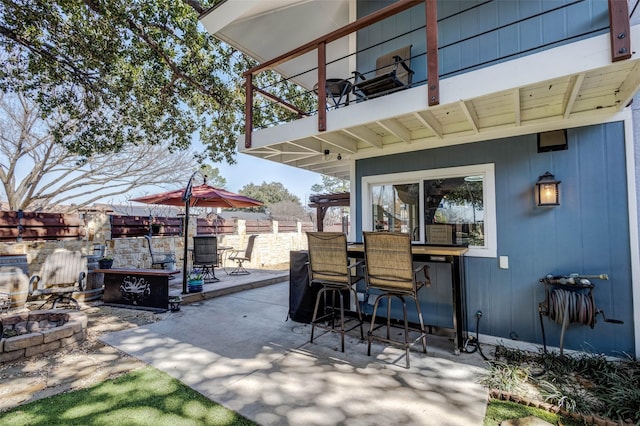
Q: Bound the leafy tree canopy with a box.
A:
[199,164,226,189]
[311,175,349,194]
[239,181,300,212]
[0,0,254,163]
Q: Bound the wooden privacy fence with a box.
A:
[110,215,182,238]
[196,217,234,235]
[0,211,85,241]
[0,211,314,242]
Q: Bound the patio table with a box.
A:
[347,243,468,354]
[97,268,180,312]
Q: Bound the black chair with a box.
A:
[353,45,414,101]
[193,236,219,282]
[228,235,257,275]
[307,232,364,352]
[363,231,429,368]
[144,235,176,269]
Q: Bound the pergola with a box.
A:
[308,192,349,232]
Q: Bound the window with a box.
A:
[362,164,496,258]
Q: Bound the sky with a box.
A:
[214,153,322,204]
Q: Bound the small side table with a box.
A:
[314,78,352,109]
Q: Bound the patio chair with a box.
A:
[193,235,219,282]
[144,235,176,269]
[228,235,258,275]
[352,45,414,101]
[28,249,87,310]
[363,231,429,368]
[307,232,364,352]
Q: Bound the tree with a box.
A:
[268,200,311,222]
[0,0,312,163]
[239,181,300,212]
[0,92,197,211]
[198,164,226,189]
[311,175,349,194]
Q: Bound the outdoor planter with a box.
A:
[168,296,182,312]
[187,279,203,293]
[98,258,114,269]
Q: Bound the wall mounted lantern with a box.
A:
[535,172,561,206]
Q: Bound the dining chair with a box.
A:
[307,231,364,352]
[228,234,257,275]
[363,231,429,368]
[193,235,219,282]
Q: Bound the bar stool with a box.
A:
[363,231,429,368]
[307,232,364,352]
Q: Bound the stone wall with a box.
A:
[0,213,310,275]
[0,310,87,363]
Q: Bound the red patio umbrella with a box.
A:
[131,179,263,293]
[130,184,264,209]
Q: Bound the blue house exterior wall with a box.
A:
[355,122,635,356]
[356,0,609,86]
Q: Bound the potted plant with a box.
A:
[187,269,203,293]
[98,256,114,269]
[168,295,183,312]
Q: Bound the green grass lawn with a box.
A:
[484,400,584,426]
[0,363,594,426]
[0,366,256,426]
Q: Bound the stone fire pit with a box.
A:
[0,310,87,363]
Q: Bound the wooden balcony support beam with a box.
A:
[608,0,631,62]
[245,74,253,148]
[426,0,439,106]
[318,42,327,132]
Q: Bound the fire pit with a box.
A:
[0,310,87,362]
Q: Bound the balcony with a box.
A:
[201,0,640,180]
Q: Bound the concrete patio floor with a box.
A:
[101,272,490,426]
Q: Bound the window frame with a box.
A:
[361,163,497,258]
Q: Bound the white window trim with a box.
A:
[361,163,497,258]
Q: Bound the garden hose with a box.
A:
[547,288,595,355]
[462,310,489,361]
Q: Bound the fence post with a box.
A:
[17,210,23,242]
[273,220,278,234]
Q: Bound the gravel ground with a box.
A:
[0,302,168,412]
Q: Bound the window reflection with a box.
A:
[423,176,484,246]
[371,183,419,239]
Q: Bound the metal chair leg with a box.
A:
[414,296,427,353]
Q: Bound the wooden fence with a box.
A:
[110,215,182,238]
[0,211,85,241]
[0,211,314,241]
[196,217,234,235]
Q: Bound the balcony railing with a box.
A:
[242,0,631,149]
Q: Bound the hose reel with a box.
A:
[538,274,623,354]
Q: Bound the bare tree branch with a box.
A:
[0,92,198,211]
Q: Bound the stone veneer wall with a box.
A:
[0,310,87,363]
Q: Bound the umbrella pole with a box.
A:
[182,200,190,294]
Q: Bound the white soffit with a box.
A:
[200,0,351,89]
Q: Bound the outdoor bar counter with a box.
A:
[346,244,468,354]
[96,268,180,312]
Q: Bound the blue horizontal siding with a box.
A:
[355,122,634,356]
[356,0,609,83]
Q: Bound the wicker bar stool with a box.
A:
[363,232,429,368]
[307,232,364,352]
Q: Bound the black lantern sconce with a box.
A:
[535,172,561,206]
